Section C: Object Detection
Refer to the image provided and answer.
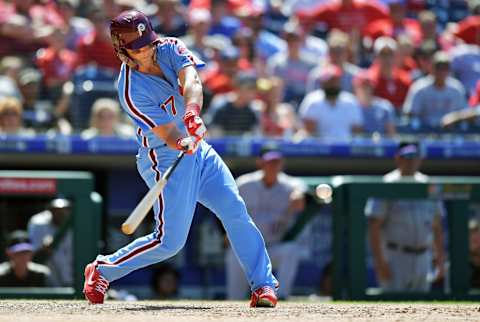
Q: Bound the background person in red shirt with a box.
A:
[35,28,78,102]
[75,9,120,72]
[453,1,480,46]
[368,36,412,112]
[363,0,422,45]
[296,0,388,35]
[0,0,60,58]
[469,80,480,107]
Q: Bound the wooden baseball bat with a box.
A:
[121,151,185,235]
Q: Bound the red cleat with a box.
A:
[83,261,109,304]
[250,286,278,308]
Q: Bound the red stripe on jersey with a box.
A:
[97,239,159,266]
[148,149,165,241]
[97,149,165,267]
[137,128,149,148]
[124,65,156,129]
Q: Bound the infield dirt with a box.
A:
[0,300,479,322]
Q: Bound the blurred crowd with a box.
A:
[0,0,479,141]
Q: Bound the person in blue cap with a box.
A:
[0,230,50,287]
[226,143,307,300]
[365,140,446,292]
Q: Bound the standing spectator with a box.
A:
[76,9,120,71]
[35,28,78,102]
[233,4,285,64]
[150,0,187,38]
[365,141,446,292]
[411,40,437,81]
[307,30,362,94]
[205,72,260,137]
[27,198,73,287]
[395,34,417,74]
[470,80,480,107]
[296,0,388,35]
[299,66,363,141]
[403,51,467,129]
[353,73,396,137]
[81,98,134,139]
[232,27,257,70]
[207,0,241,38]
[450,44,480,98]
[257,77,299,138]
[0,96,35,136]
[0,56,23,100]
[364,0,422,45]
[54,0,93,51]
[368,37,412,112]
[226,144,306,300]
[15,67,55,130]
[0,231,50,287]
[17,68,42,111]
[181,8,214,64]
[266,22,317,107]
[452,0,480,45]
[0,0,60,58]
[417,10,447,51]
[201,46,242,97]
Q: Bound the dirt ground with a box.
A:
[0,300,479,322]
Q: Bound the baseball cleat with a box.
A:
[250,286,278,308]
[83,261,109,304]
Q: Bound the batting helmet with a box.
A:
[110,10,158,68]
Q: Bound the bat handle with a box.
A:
[121,151,185,235]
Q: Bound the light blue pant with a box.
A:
[96,141,278,291]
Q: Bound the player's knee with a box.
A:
[162,236,187,255]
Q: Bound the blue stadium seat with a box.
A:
[69,65,118,129]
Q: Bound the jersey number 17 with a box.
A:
[160,96,177,116]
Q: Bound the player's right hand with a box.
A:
[176,136,200,154]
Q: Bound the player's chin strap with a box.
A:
[115,48,139,70]
[115,39,161,71]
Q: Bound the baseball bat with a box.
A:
[121,151,185,235]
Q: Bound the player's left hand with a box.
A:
[183,110,207,140]
[176,136,200,154]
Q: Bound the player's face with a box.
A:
[126,44,155,65]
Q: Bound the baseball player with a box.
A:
[82,10,278,307]
[365,141,446,292]
[226,145,306,300]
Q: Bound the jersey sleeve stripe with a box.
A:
[123,65,157,129]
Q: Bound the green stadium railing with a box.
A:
[0,171,102,299]
[285,176,480,301]
[334,176,480,301]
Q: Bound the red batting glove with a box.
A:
[183,103,207,140]
[176,136,200,154]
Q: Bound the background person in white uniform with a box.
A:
[226,144,306,300]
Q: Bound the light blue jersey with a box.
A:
[117,38,202,149]
[95,37,278,293]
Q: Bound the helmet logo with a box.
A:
[137,23,146,36]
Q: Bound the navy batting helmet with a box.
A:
[110,10,158,67]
